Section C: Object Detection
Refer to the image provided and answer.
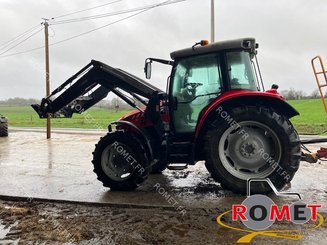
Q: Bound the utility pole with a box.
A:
[211,0,215,43]
[43,19,51,139]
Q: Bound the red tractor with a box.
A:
[32,38,302,194]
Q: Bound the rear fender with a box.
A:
[195,95,299,141]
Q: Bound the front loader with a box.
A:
[33,38,309,194]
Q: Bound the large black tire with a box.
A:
[0,121,8,137]
[205,106,301,194]
[92,131,151,191]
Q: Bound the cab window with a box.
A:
[172,54,222,133]
[226,51,257,91]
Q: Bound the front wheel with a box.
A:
[92,131,151,190]
[205,106,301,194]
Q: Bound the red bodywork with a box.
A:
[119,89,286,138]
[317,148,327,158]
[119,109,152,128]
[194,89,284,138]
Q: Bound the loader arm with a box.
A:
[32,60,164,118]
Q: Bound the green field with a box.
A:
[0,106,132,130]
[1,98,326,134]
[288,99,327,134]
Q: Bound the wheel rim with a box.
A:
[101,143,135,182]
[218,121,282,180]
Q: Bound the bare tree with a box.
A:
[310,89,320,99]
[294,90,305,100]
[280,90,289,98]
[279,88,306,100]
[286,88,297,100]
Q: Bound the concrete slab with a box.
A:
[0,128,326,212]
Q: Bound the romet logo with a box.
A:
[216,178,324,243]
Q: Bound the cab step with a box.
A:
[167,163,188,170]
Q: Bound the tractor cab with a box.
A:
[145,38,263,135]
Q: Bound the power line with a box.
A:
[51,0,186,25]
[49,0,185,45]
[0,27,43,56]
[0,45,44,58]
[0,24,42,51]
[0,0,186,58]
[51,10,150,45]
[51,0,122,19]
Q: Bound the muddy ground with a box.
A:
[0,129,327,244]
[0,199,326,245]
[0,130,326,209]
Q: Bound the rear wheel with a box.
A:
[0,121,8,137]
[205,106,301,194]
[92,131,151,190]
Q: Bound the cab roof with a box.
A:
[170,37,257,60]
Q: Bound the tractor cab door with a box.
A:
[170,54,222,134]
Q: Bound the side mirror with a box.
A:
[144,59,152,79]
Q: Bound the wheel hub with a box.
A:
[240,142,256,157]
[101,144,134,181]
[218,121,282,180]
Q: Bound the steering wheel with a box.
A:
[186,82,203,88]
[180,80,203,100]
[184,82,203,97]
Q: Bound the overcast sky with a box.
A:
[0,0,326,100]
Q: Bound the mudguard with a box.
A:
[111,120,154,162]
[195,91,299,139]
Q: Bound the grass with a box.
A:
[288,99,327,135]
[1,98,326,134]
[0,106,132,130]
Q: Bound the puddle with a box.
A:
[0,221,19,244]
[0,222,10,239]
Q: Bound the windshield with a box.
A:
[226,51,257,91]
